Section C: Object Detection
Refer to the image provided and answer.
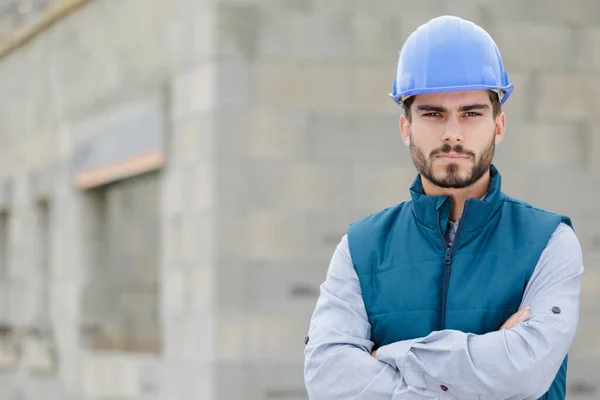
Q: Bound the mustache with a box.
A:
[430,143,476,158]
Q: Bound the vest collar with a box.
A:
[409,164,505,233]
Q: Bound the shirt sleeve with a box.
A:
[303,235,441,400]
[375,222,584,399]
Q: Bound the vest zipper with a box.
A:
[437,199,471,330]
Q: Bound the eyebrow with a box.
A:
[415,104,491,113]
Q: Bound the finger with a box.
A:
[501,311,522,329]
[511,310,531,328]
[500,308,531,330]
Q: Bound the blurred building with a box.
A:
[0,0,598,399]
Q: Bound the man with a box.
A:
[303,15,583,400]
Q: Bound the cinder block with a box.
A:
[259,4,352,60]
[177,314,215,364]
[51,281,79,327]
[352,165,416,212]
[215,3,262,61]
[158,362,186,399]
[171,64,216,117]
[579,267,600,308]
[440,0,488,27]
[187,164,215,214]
[491,165,536,203]
[224,314,308,363]
[220,158,285,210]
[352,13,403,61]
[265,0,313,13]
[255,62,310,108]
[0,333,19,370]
[215,107,308,160]
[527,170,594,215]
[166,6,217,70]
[182,364,213,399]
[18,376,68,400]
[244,108,308,160]
[19,334,57,375]
[355,0,444,20]
[501,72,533,120]
[255,62,351,111]
[163,270,185,315]
[9,281,29,326]
[535,74,591,121]
[81,356,108,398]
[243,261,328,316]
[189,10,218,63]
[214,60,255,107]
[570,316,600,359]
[81,355,143,399]
[525,0,600,26]
[304,209,356,262]
[24,135,58,171]
[163,318,183,361]
[183,267,214,312]
[215,313,247,363]
[511,122,585,169]
[215,261,249,312]
[577,28,600,74]
[180,213,216,266]
[259,12,316,59]
[492,23,575,72]
[492,122,530,168]
[275,163,351,211]
[238,210,307,261]
[350,64,398,113]
[245,362,307,400]
[306,112,410,164]
[563,356,600,399]
[171,113,217,166]
[588,125,600,172]
[210,159,245,210]
[307,14,353,60]
[590,78,600,121]
[214,361,249,399]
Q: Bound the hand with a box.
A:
[499,306,531,330]
[370,349,377,358]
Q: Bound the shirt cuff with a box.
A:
[376,339,463,396]
[375,338,419,373]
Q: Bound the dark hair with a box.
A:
[402,91,501,122]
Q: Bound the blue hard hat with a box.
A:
[390,16,513,105]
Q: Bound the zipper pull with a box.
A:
[444,247,452,264]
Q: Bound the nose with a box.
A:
[441,115,463,142]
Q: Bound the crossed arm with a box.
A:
[303,223,583,399]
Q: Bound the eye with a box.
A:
[464,112,482,117]
[423,112,441,118]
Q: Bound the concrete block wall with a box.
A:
[0,0,208,399]
[208,0,600,399]
[0,0,597,399]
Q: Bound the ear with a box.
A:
[400,114,411,147]
[494,112,506,145]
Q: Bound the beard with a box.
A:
[409,132,495,189]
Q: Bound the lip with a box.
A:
[435,153,470,159]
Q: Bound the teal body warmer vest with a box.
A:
[347,166,571,399]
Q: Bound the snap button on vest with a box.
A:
[440,385,448,391]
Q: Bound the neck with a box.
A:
[421,171,491,221]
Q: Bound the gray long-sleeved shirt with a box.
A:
[303,222,584,399]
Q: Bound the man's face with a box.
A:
[400,90,505,189]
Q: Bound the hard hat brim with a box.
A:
[390,83,514,106]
